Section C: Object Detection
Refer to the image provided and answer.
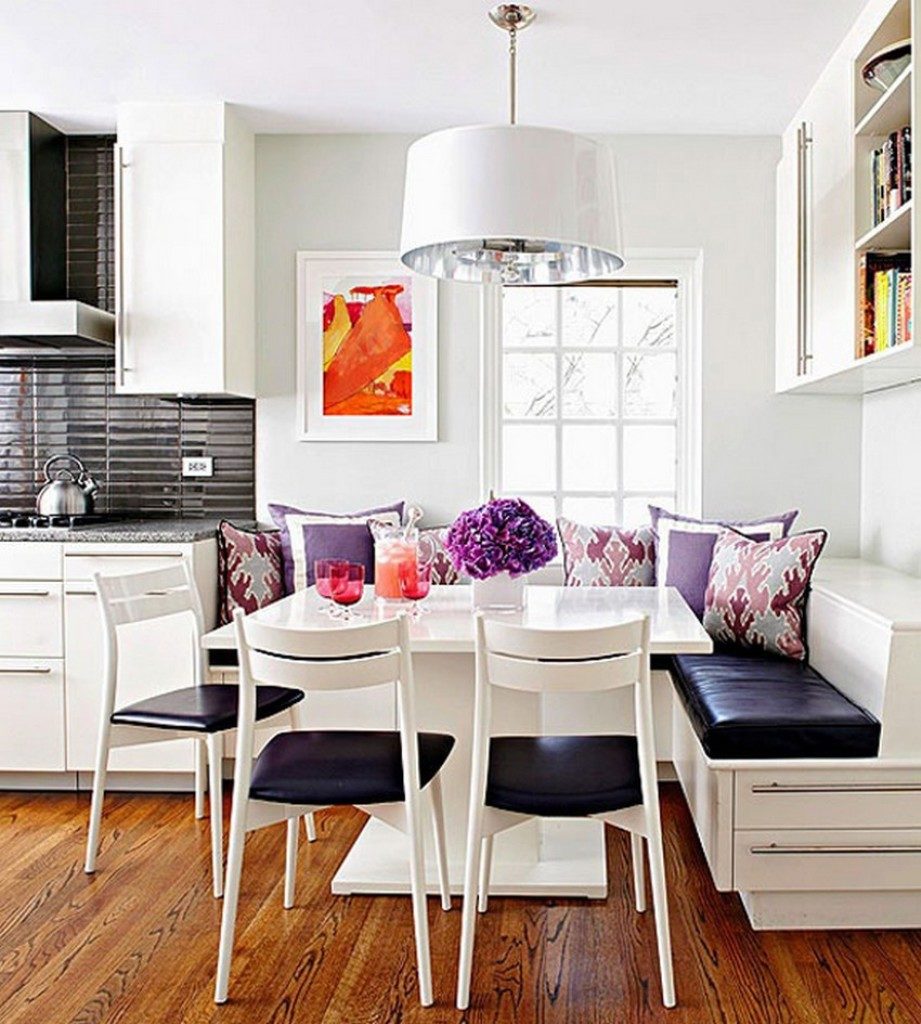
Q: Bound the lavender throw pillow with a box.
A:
[269,500,404,593]
[649,506,799,620]
[298,522,377,588]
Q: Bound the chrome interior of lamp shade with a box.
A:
[401,239,624,286]
[398,5,624,285]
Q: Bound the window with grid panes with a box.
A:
[498,282,680,528]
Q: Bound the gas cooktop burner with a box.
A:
[0,512,129,530]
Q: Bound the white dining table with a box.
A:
[202,584,712,899]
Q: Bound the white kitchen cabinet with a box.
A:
[776,49,854,391]
[0,582,63,658]
[115,102,254,397]
[0,659,66,771]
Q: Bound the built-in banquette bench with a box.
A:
[669,557,921,930]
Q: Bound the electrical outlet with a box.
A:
[182,456,214,478]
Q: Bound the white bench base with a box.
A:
[740,890,921,930]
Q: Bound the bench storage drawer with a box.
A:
[735,769,921,830]
[734,829,921,891]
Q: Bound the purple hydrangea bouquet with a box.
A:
[445,498,557,609]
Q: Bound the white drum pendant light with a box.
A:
[399,4,624,285]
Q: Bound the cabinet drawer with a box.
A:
[64,546,186,583]
[0,542,62,580]
[735,829,921,892]
[735,769,921,830]
[0,658,65,770]
[0,583,63,657]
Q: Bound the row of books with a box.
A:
[858,252,912,357]
[870,126,912,227]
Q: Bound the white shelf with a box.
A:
[855,199,913,251]
[855,64,912,138]
[780,341,921,395]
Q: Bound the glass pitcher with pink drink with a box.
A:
[371,520,419,601]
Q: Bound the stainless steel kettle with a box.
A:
[36,454,98,515]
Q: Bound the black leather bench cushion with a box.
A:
[111,684,304,733]
[670,649,881,759]
[486,735,642,817]
[249,730,455,806]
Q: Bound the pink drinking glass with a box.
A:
[399,558,432,614]
[315,559,349,614]
[329,563,365,620]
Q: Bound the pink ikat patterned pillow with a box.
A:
[703,529,827,661]
[557,517,656,587]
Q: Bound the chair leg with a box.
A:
[456,812,484,1009]
[288,705,316,843]
[84,724,111,874]
[631,832,646,913]
[284,816,299,909]
[429,775,451,911]
[194,738,207,819]
[477,835,493,914]
[207,733,224,898]
[646,818,676,1007]
[214,796,248,1003]
[406,793,433,1006]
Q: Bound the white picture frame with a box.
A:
[296,250,438,441]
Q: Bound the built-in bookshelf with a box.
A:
[853,0,913,367]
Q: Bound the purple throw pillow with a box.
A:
[299,522,376,588]
[649,506,799,620]
[269,500,404,594]
[217,521,285,625]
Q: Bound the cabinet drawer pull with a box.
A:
[64,552,184,559]
[0,589,52,597]
[751,782,921,795]
[750,843,921,856]
[0,666,52,675]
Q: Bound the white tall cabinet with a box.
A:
[115,103,255,397]
[776,0,921,394]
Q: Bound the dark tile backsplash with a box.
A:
[0,357,255,517]
[0,135,255,518]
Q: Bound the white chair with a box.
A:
[456,614,675,1009]
[215,610,455,1007]
[84,560,311,897]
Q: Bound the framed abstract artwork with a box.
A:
[296,251,438,441]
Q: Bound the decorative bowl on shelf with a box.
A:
[861,39,911,93]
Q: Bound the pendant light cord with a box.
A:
[509,22,517,125]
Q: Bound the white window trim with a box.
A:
[479,249,703,519]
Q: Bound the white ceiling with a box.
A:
[2,1,867,136]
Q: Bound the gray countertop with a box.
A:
[0,517,245,543]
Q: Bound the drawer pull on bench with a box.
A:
[750,844,921,856]
[751,783,921,795]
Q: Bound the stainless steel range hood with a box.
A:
[0,112,115,351]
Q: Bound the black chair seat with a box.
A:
[111,684,304,733]
[248,730,456,806]
[485,735,642,817]
[670,649,881,759]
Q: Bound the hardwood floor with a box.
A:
[1,784,919,1023]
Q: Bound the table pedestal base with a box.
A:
[331,816,608,899]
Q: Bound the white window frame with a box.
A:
[480,250,703,520]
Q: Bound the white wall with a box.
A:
[256,133,861,551]
[861,385,921,573]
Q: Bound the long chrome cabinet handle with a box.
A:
[750,844,921,856]
[751,782,921,794]
[795,121,814,376]
[0,589,52,597]
[0,666,53,675]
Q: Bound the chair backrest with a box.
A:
[475,613,652,742]
[231,610,422,804]
[94,559,206,719]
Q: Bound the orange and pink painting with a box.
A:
[322,276,413,416]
